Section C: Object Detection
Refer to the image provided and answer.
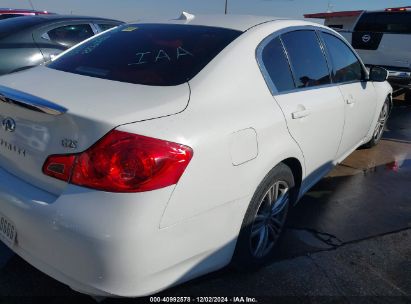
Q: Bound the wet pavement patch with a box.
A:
[156,229,411,300]
[274,101,411,258]
[285,164,411,244]
[0,243,13,268]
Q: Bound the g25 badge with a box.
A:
[61,139,78,149]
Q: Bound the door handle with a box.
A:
[292,109,311,119]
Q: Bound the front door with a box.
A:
[320,31,377,157]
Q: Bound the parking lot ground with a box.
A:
[154,229,411,301]
[0,97,410,303]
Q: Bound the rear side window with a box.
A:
[355,12,411,34]
[320,32,363,83]
[261,37,295,92]
[47,24,94,47]
[48,24,242,86]
[281,30,331,89]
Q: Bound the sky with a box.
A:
[1,0,411,22]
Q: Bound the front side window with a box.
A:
[355,12,411,34]
[48,24,242,86]
[320,32,363,83]
[47,24,94,47]
[281,30,331,89]
[261,37,295,93]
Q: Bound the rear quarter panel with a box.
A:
[118,20,310,229]
[0,40,44,75]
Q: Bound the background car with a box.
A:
[0,15,391,297]
[0,15,123,75]
[0,8,53,20]
[305,6,411,95]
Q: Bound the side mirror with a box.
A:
[369,66,388,82]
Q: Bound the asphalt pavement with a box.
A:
[0,96,410,303]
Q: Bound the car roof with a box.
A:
[0,15,123,39]
[130,14,288,31]
[31,14,121,22]
[0,8,53,15]
[0,14,122,25]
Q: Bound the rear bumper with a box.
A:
[0,167,245,297]
[0,167,174,296]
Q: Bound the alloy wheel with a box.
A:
[373,102,389,141]
[249,180,289,258]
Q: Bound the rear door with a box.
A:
[352,11,411,69]
[320,31,377,156]
[259,30,345,187]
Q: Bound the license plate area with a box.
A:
[0,213,16,246]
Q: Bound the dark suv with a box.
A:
[305,7,411,93]
[0,15,123,75]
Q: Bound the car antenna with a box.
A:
[175,11,195,21]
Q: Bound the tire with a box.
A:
[363,97,390,148]
[231,163,295,271]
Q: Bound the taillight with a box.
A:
[385,7,409,12]
[43,154,75,182]
[42,130,193,192]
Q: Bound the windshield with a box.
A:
[48,23,242,86]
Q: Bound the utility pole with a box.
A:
[327,0,333,13]
[28,0,35,10]
[225,0,228,15]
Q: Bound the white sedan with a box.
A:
[0,14,391,297]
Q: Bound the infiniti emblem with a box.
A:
[2,117,16,132]
[362,34,371,43]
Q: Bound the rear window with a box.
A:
[47,24,94,48]
[98,23,118,31]
[48,24,242,86]
[355,12,411,34]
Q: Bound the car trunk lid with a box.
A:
[0,66,190,195]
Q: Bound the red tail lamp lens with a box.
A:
[43,130,193,192]
[43,154,75,182]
